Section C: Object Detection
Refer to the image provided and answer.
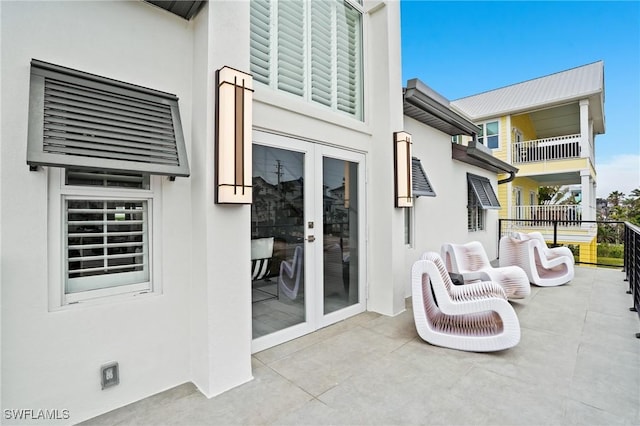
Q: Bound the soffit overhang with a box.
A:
[403,78,479,137]
[144,1,206,20]
[452,141,519,176]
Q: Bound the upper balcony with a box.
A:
[513,133,582,164]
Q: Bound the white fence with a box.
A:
[511,204,582,226]
[513,134,581,164]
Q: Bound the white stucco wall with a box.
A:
[189,0,254,398]
[403,117,501,297]
[1,2,194,422]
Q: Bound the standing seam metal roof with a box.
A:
[450,61,604,120]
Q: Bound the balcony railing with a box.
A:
[511,204,582,226]
[512,134,581,164]
[624,222,640,337]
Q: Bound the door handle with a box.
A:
[306,235,316,242]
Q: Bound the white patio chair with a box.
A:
[441,241,531,299]
[278,245,304,299]
[517,231,575,265]
[499,235,574,287]
[411,252,521,352]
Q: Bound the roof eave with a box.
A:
[452,141,519,176]
[403,79,479,136]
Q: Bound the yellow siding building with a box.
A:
[450,62,606,263]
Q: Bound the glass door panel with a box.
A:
[251,144,306,339]
[322,158,359,314]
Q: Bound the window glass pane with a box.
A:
[250,0,271,85]
[486,121,499,135]
[404,207,412,245]
[66,169,149,189]
[323,157,359,314]
[335,0,363,118]
[66,199,149,294]
[251,144,306,337]
[277,0,305,97]
[249,0,363,119]
[487,135,499,149]
[310,0,333,107]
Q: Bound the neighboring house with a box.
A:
[450,62,606,263]
[0,1,577,424]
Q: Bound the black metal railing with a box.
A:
[623,222,640,338]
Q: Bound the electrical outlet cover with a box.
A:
[101,362,119,389]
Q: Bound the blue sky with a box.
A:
[400,0,640,198]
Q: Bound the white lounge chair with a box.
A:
[441,241,531,299]
[517,231,575,265]
[499,235,574,287]
[411,252,521,352]
[278,245,304,299]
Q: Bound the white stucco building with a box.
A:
[1,1,513,423]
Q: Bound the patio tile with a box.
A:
[266,325,409,396]
[469,327,580,392]
[562,398,636,425]
[83,266,640,426]
[569,341,639,422]
[581,310,640,353]
[439,366,567,425]
[254,311,381,365]
[517,301,586,337]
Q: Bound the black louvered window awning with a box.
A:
[467,173,500,209]
[27,60,190,177]
[412,157,436,197]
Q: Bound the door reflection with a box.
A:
[251,145,305,339]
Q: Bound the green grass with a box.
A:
[597,256,624,267]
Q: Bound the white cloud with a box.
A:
[596,154,640,199]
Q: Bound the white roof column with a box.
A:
[580,99,591,160]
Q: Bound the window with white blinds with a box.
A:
[62,169,154,302]
[250,0,363,120]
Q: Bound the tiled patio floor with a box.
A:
[84,266,639,425]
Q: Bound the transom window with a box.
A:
[250,0,364,119]
[477,121,499,149]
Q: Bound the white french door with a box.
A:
[251,132,366,352]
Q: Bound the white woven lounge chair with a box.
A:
[279,245,304,299]
[411,252,521,352]
[441,241,530,299]
[517,231,575,265]
[499,235,574,287]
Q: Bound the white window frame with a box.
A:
[467,194,485,232]
[477,120,500,149]
[404,206,414,247]
[48,168,162,309]
[250,0,365,120]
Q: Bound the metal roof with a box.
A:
[144,1,206,20]
[450,61,605,132]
